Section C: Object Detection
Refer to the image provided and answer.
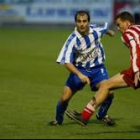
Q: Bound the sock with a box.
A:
[55,101,68,124]
[97,94,114,119]
[81,99,96,121]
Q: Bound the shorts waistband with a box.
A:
[77,64,105,72]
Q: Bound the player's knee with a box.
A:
[100,82,110,90]
[102,80,114,90]
[60,95,70,103]
[60,93,73,103]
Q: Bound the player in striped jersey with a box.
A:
[68,11,140,126]
[49,10,115,126]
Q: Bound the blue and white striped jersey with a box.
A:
[56,22,108,69]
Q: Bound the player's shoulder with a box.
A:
[126,24,140,33]
[65,32,77,44]
[89,24,99,30]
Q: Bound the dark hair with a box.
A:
[74,10,90,22]
[115,11,135,23]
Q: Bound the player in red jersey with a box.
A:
[66,11,140,126]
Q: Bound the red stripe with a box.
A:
[123,25,140,72]
[130,26,140,35]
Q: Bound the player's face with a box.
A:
[115,18,130,33]
[76,14,89,35]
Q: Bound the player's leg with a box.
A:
[66,92,115,126]
[66,65,114,125]
[54,86,73,125]
[49,73,85,126]
[96,93,115,126]
[49,86,73,126]
[70,73,128,126]
[83,73,127,121]
[94,73,128,106]
[66,65,113,125]
[97,93,114,118]
[89,66,115,125]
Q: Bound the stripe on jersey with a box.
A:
[57,33,76,64]
[126,29,140,45]
[123,25,140,72]
[126,34,138,72]
[57,23,108,68]
[84,36,91,48]
[93,31,98,40]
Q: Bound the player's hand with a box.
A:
[78,73,90,84]
[107,30,115,37]
[134,71,140,87]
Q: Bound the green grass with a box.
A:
[0,27,140,139]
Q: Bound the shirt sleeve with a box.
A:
[123,32,140,72]
[93,22,108,38]
[56,34,75,64]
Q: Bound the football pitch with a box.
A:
[0,27,140,139]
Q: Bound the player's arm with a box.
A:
[96,22,115,37]
[65,63,90,84]
[130,40,140,86]
[123,32,140,86]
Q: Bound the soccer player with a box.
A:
[67,11,140,126]
[49,10,116,126]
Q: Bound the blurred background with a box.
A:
[0,0,140,28]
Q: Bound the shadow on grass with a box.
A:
[65,117,123,126]
[90,117,123,124]
[47,119,140,137]
[71,130,140,135]
[132,125,140,130]
[68,120,140,135]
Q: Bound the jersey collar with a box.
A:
[74,26,93,38]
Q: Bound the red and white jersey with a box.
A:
[121,24,140,73]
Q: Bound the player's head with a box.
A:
[74,10,90,35]
[75,10,90,22]
[115,11,135,33]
